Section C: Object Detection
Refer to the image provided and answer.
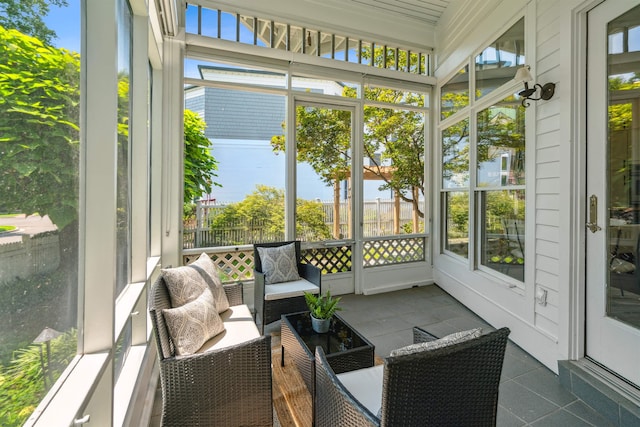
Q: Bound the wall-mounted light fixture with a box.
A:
[514,66,555,107]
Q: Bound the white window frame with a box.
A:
[26,0,163,425]
[437,13,531,291]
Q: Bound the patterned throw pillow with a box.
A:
[162,287,225,356]
[390,328,482,357]
[162,252,229,313]
[257,243,301,284]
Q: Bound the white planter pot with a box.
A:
[311,316,330,333]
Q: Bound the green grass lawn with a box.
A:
[0,225,16,233]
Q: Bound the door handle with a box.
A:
[586,194,602,233]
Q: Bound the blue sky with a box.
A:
[44,0,81,52]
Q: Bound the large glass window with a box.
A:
[476,95,525,187]
[116,0,132,296]
[479,190,525,281]
[476,95,525,281]
[0,1,80,424]
[475,18,525,100]
[295,104,353,241]
[183,59,430,274]
[441,65,469,119]
[444,191,470,257]
[442,118,470,189]
[441,118,470,258]
[362,84,426,238]
[183,61,287,257]
[440,19,526,284]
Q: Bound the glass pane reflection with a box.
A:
[442,118,470,189]
[475,18,525,100]
[444,192,469,258]
[607,4,640,328]
[476,95,526,187]
[440,65,469,120]
[479,190,525,282]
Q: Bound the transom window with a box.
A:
[184,2,431,76]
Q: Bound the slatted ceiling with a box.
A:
[350,0,451,25]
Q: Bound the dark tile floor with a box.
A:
[150,284,612,426]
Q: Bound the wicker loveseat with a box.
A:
[314,326,510,427]
[149,274,273,427]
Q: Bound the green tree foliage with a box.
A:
[477,96,525,183]
[211,185,332,243]
[441,118,470,185]
[0,329,76,426]
[271,47,426,217]
[440,71,470,120]
[0,25,79,229]
[485,191,524,225]
[362,98,425,217]
[359,45,424,74]
[608,76,640,131]
[447,192,469,237]
[271,107,351,185]
[184,109,220,203]
[0,23,79,427]
[0,0,67,45]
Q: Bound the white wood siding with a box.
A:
[534,0,562,339]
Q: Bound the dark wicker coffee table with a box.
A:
[280,311,375,395]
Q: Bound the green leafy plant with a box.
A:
[183,109,220,203]
[304,290,342,320]
[0,329,76,426]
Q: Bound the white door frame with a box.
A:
[290,97,360,296]
[585,0,640,387]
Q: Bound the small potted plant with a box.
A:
[304,290,342,333]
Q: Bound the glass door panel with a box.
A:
[295,103,354,279]
[603,5,640,327]
[586,0,640,387]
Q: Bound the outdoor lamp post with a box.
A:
[33,327,62,389]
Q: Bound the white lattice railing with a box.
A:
[182,235,428,283]
[183,245,254,283]
[363,235,426,267]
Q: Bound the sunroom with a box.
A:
[2,0,640,425]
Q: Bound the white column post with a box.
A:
[161,34,185,267]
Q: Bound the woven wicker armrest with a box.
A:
[223,282,243,306]
[299,262,322,287]
[159,335,273,427]
[412,326,438,344]
[314,347,379,427]
[253,270,265,326]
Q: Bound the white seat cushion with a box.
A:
[196,304,260,353]
[264,278,319,301]
[337,365,384,417]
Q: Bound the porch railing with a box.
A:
[184,199,424,249]
[363,235,426,267]
[182,235,427,283]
